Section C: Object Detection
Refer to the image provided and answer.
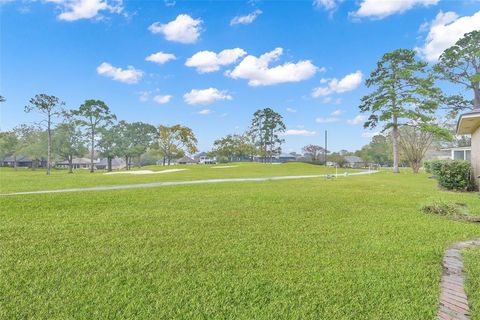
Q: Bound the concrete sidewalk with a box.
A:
[1,170,378,196]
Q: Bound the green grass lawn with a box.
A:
[1,163,479,319]
[0,162,358,193]
[465,248,480,320]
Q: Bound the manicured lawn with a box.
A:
[1,164,479,319]
[465,248,480,320]
[0,162,358,193]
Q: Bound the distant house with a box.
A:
[2,155,46,168]
[96,157,126,170]
[344,156,366,168]
[194,152,216,164]
[56,157,92,169]
[176,156,198,165]
[253,153,296,163]
[277,153,296,163]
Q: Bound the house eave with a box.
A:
[457,110,480,135]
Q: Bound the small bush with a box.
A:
[423,161,431,173]
[421,200,470,218]
[425,160,445,177]
[427,160,477,191]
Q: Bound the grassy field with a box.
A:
[1,163,479,319]
[465,248,480,320]
[0,162,358,193]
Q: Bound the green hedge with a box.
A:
[424,160,477,191]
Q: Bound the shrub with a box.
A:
[423,161,431,173]
[421,200,469,218]
[427,160,477,191]
[425,160,445,177]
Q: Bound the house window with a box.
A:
[465,150,471,161]
[453,150,465,160]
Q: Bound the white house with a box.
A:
[457,110,480,179]
[176,156,198,165]
[96,157,126,170]
[56,157,93,169]
[194,152,216,164]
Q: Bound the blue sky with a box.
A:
[1,0,479,153]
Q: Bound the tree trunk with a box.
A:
[473,78,480,109]
[13,155,17,170]
[392,115,400,174]
[125,156,129,170]
[90,128,95,173]
[162,156,166,166]
[47,113,52,175]
[68,155,73,174]
[108,156,112,172]
[168,158,171,166]
[411,161,420,174]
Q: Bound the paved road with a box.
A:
[1,170,378,196]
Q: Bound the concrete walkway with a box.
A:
[438,239,480,320]
[1,170,378,196]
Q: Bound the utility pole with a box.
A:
[324,130,328,165]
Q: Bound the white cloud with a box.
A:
[312,70,362,97]
[149,14,202,44]
[44,0,123,21]
[97,62,143,84]
[315,117,338,124]
[226,48,318,86]
[286,107,297,113]
[352,0,439,19]
[145,51,176,65]
[347,115,366,125]
[153,94,172,104]
[138,91,150,102]
[230,9,262,25]
[330,109,343,116]
[284,129,317,136]
[415,11,480,62]
[164,0,175,6]
[362,131,381,138]
[313,0,342,11]
[196,109,212,115]
[183,88,232,105]
[185,48,247,73]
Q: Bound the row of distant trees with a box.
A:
[0,97,199,174]
[0,96,288,173]
[210,107,286,163]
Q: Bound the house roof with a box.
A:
[441,146,472,151]
[278,153,296,158]
[176,156,197,163]
[3,155,34,162]
[344,156,364,163]
[457,110,480,135]
[57,157,92,165]
[195,152,208,157]
[97,157,125,166]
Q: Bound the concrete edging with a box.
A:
[0,170,379,196]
